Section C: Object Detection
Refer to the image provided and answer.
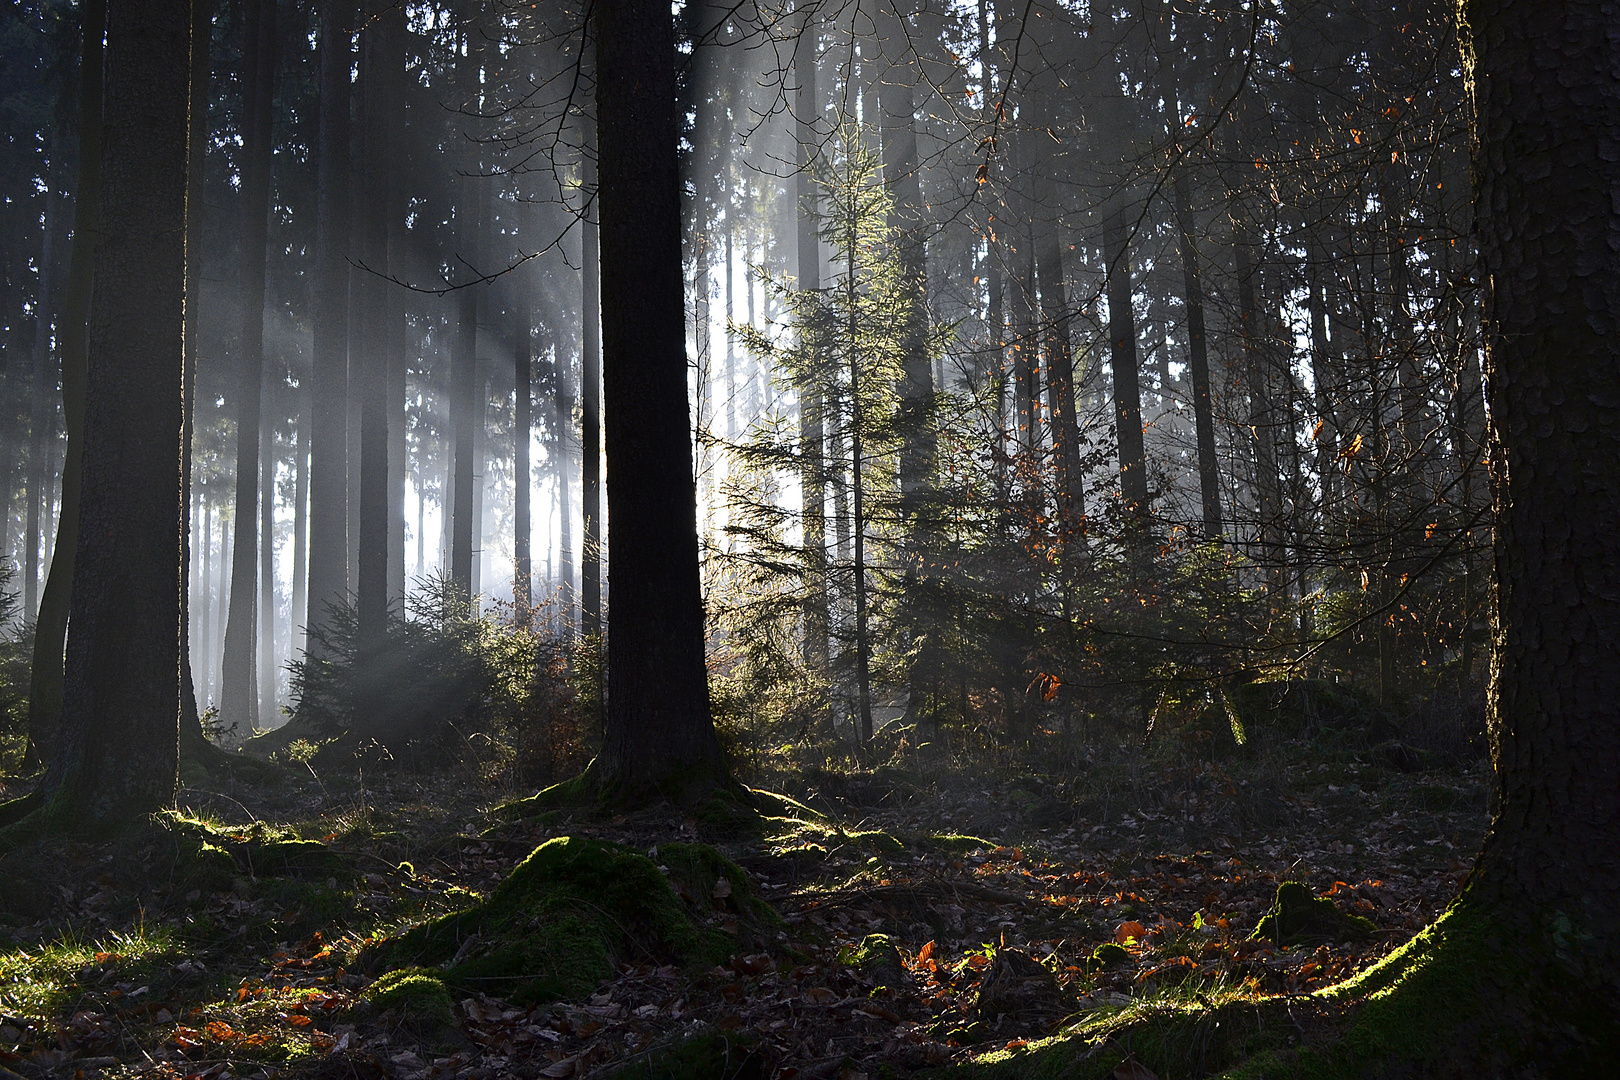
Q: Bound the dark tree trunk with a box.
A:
[794,9,827,678]
[306,0,353,648]
[1034,211,1083,547]
[355,2,395,650]
[179,0,217,759]
[28,0,104,761]
[25,160,65,621]
[220,0,276,734]
[1234,237,1284,596]
[580,112,603,640]
[592,0,725,798]
[1464,0,1620,980]
[1106,219,1149,524]
[37,0,191,825]
[514,269,532,615]
[449,10,481,602]
[1172,171,1221,539]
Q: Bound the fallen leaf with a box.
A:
[713,878,733,899]
[1116,921,1147,945]
[539,1057,578,1077]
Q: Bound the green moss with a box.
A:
[179,841,240,893]
[1250,882,1376,947]
[1087,942,1133,970]
[839,933,902,972]
[606,1029,765,1080]
[362,836,756,1004]
[493,772,596,820]
[367,966,455,1028]
[919,834,993,855]
[745,788,825,822]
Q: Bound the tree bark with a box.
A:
[35,0,190,826]
[514,264,532,615]
[1106,219,1149,524]
[306,0,352,650]
[592,0,725,798]
[794,5,828,678]
[1463,0,1620,973]
[28,0,104,762]
[220,0,276,734]
[1172,171,1221,539]
[580,111,603,640]
[355,0,394,650]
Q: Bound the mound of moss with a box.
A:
[363,836,777,1004]
[1251,881,1378,947]
[157,814,354,893]
[366,967,456,1031]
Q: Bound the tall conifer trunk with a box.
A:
[220,0,277,734]
[28,0,105,761]
[37,0,191,824]
[592,0,724,798]
[307,0,353,649]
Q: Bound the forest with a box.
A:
[0,0,1615,1076]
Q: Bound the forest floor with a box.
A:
[0,718,1490,1080]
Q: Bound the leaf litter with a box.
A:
[0,744,1487,1079]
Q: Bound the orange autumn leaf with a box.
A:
[917,940,934,963]
[1116,921,1147,944]
[286,1014,313,1028]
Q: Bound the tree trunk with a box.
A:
[28,0,104,762]
[1172,171,1221,539]
[220,0,275,734]
[580,111,603,640]
[179,0,216,757]
[258,372,276,723]
[355,1,394,650]
[514,269,533,616]
[25,161,65,620]
[35,0,190,826]
[1464,0,1620,976]
[1106,219,1149,526]
[307,0,352,653]
[794,6,828,679]
[592,0,725,799]
[1034,211,1083,548]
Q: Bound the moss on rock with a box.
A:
[363,836,772,1004]
[1250,882,1377,947]
[366,966,455,1029]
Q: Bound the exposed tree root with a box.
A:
[936,889,1619,1078]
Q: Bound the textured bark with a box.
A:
[514,269,532,615]
[306,0,353,648]
[220,0,276,733]
[355,1,395,649]
[1172,171,1221,539]
[179,0,216,758]
[592,0,725,797]
[1034,205,1083,545]
[28,0,104,761]
[794,7,828,677]
[39,0,190,823]
[449,9,482,601]
[1106,220,1149,522]
[580,111,602,639]
[1464,0,1620,964]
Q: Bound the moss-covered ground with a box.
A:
[0,711,1509,1079]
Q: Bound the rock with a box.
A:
[1250,881,1377,946]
